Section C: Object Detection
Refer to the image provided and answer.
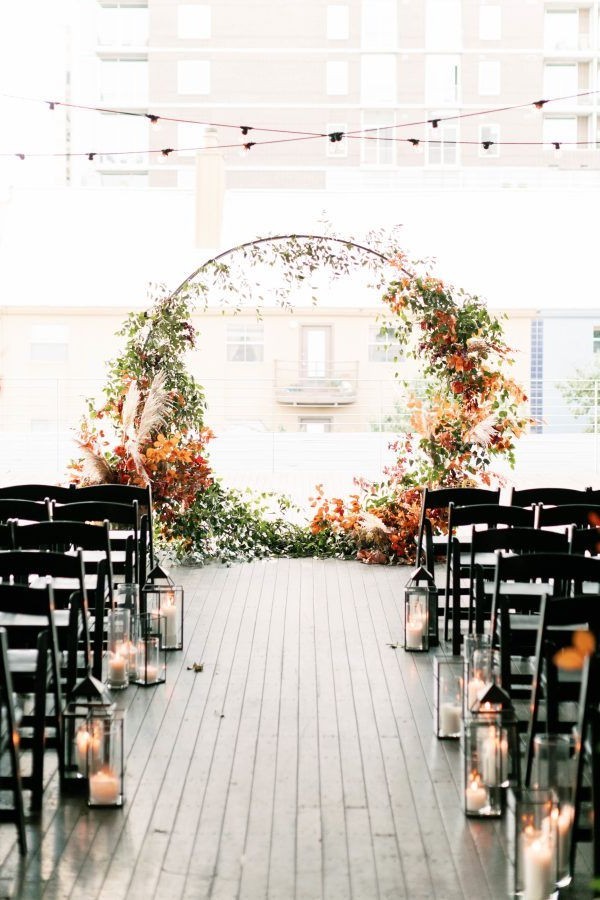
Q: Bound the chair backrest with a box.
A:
[493,551,600,593]
[416,486,501,562]
[68,483,151,518]
[569,526,600,556]
[470,526,569,557]
[51,499,139,528]
[535,504,600,529]
[449,502,534,531]
[13,520,112,555]
[0,498,51,524]
[0,484,74,503]
[0,549,86,599]
[508,486,593,508]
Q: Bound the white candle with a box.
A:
[465,776,489,813]
[108,654,128,688]
[479,727,508,786]
[440,702,462,736]
[117,640,138,677]
[75,727,101,775]
[523,836,554,900]
[467,677,486,710]
[89,768,120,805]
[140,663,159,683]
[162,603,178,646]
[405,617,425,650]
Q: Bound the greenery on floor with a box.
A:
[70,231,529,566]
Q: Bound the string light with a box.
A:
[1,89,599,160]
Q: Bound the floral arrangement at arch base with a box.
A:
[308,253,530,565]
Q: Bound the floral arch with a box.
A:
[72,230,528,564]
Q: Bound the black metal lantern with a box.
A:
[142,584,184,651]
[62,673,116,792]
[87,707,125,808]
[403,565,438,652]
[462,684,521,819]
[132,613,167,686]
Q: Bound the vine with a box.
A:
[69,231,529,566]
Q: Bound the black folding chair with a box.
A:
[443,503,534,650]
[0,498,50,524]
[50,500,141,584]
[0,627,27,852]
[468,527,569,635]
[536,504,600,530]
[0,581,63,811]
[490,553,600,697]
[12,521,113,681]
[0,484,74,503]
[68,483,154,574]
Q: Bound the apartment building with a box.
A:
[61,0,600,192]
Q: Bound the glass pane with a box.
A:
[361,55,396,105]
[426,0,461,50]
[362,0,397,50]
[544,11,578,51]
[426,55,459,104]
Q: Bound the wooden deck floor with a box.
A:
[0,559,593,899]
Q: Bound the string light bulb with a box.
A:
[47,101,55,111]
[161,148,174,156]
[16,153,25,160]
[146,114,159,124]
[533,100,547,110]
[482,141,493,151]
[88,152,95,161]
[243,141,256,152]
[429,119,440,129]
[408,138,420,147]
[240,126,252,136]
[328,132,344,143]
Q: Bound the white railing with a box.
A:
[0,378,598,492]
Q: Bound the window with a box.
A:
[478,60,500,96]
[543,64,578,107]
[479,5,501,41]
[99,59,148,105]
[177,5,211,40]
[361,0,396,50]
[178,60,211,95]
[326,122,348,158]
[426,0,461,50]
[177,122,206,157]
[368,326,402,362]
[327,5,349,40]
[96,113,148,166]
[594,326,600,354]
[479,124,500,158]
[361,111,395,165]
[425,55,459,104]
[544,10,578,51]
[326,60,348,95]
[30,325,68,362]
[361,55,396,105]
[542,116,577,149]
[299,417,332,433]
[426,121,459,166]
[97,7,148,46]
[226,324,264,362]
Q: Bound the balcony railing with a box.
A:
[274,361,359,406]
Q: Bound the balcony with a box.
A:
[274,360,358,406]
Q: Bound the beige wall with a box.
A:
[0,303,535,436]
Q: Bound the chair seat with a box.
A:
[6,647,39,675]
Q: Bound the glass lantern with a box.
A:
[114,583,139,617]
[531,734,577,888]
[509,788,558,899]
[142,584,184,651]
[106,608,131,690]
[463,633,500,715]
[463,686,520,818]
[62,673,116,792]
[132,613,166,686]
[87,707,125,808]
[404,565,438,651]
[433,657,463,739]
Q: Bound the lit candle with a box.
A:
[108,654,128,688]
[140,663,159,683]
[557,804,573,874]
[75,726,101,774]
[161,602,178,646]
[440,702,462,736]
[465,775,489,814]
[89,767,120,806]
[117,640,138,677]
[467,676,486,710]
[479,726,508,786]
[405,615,425,650]
[523,836,554,900]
